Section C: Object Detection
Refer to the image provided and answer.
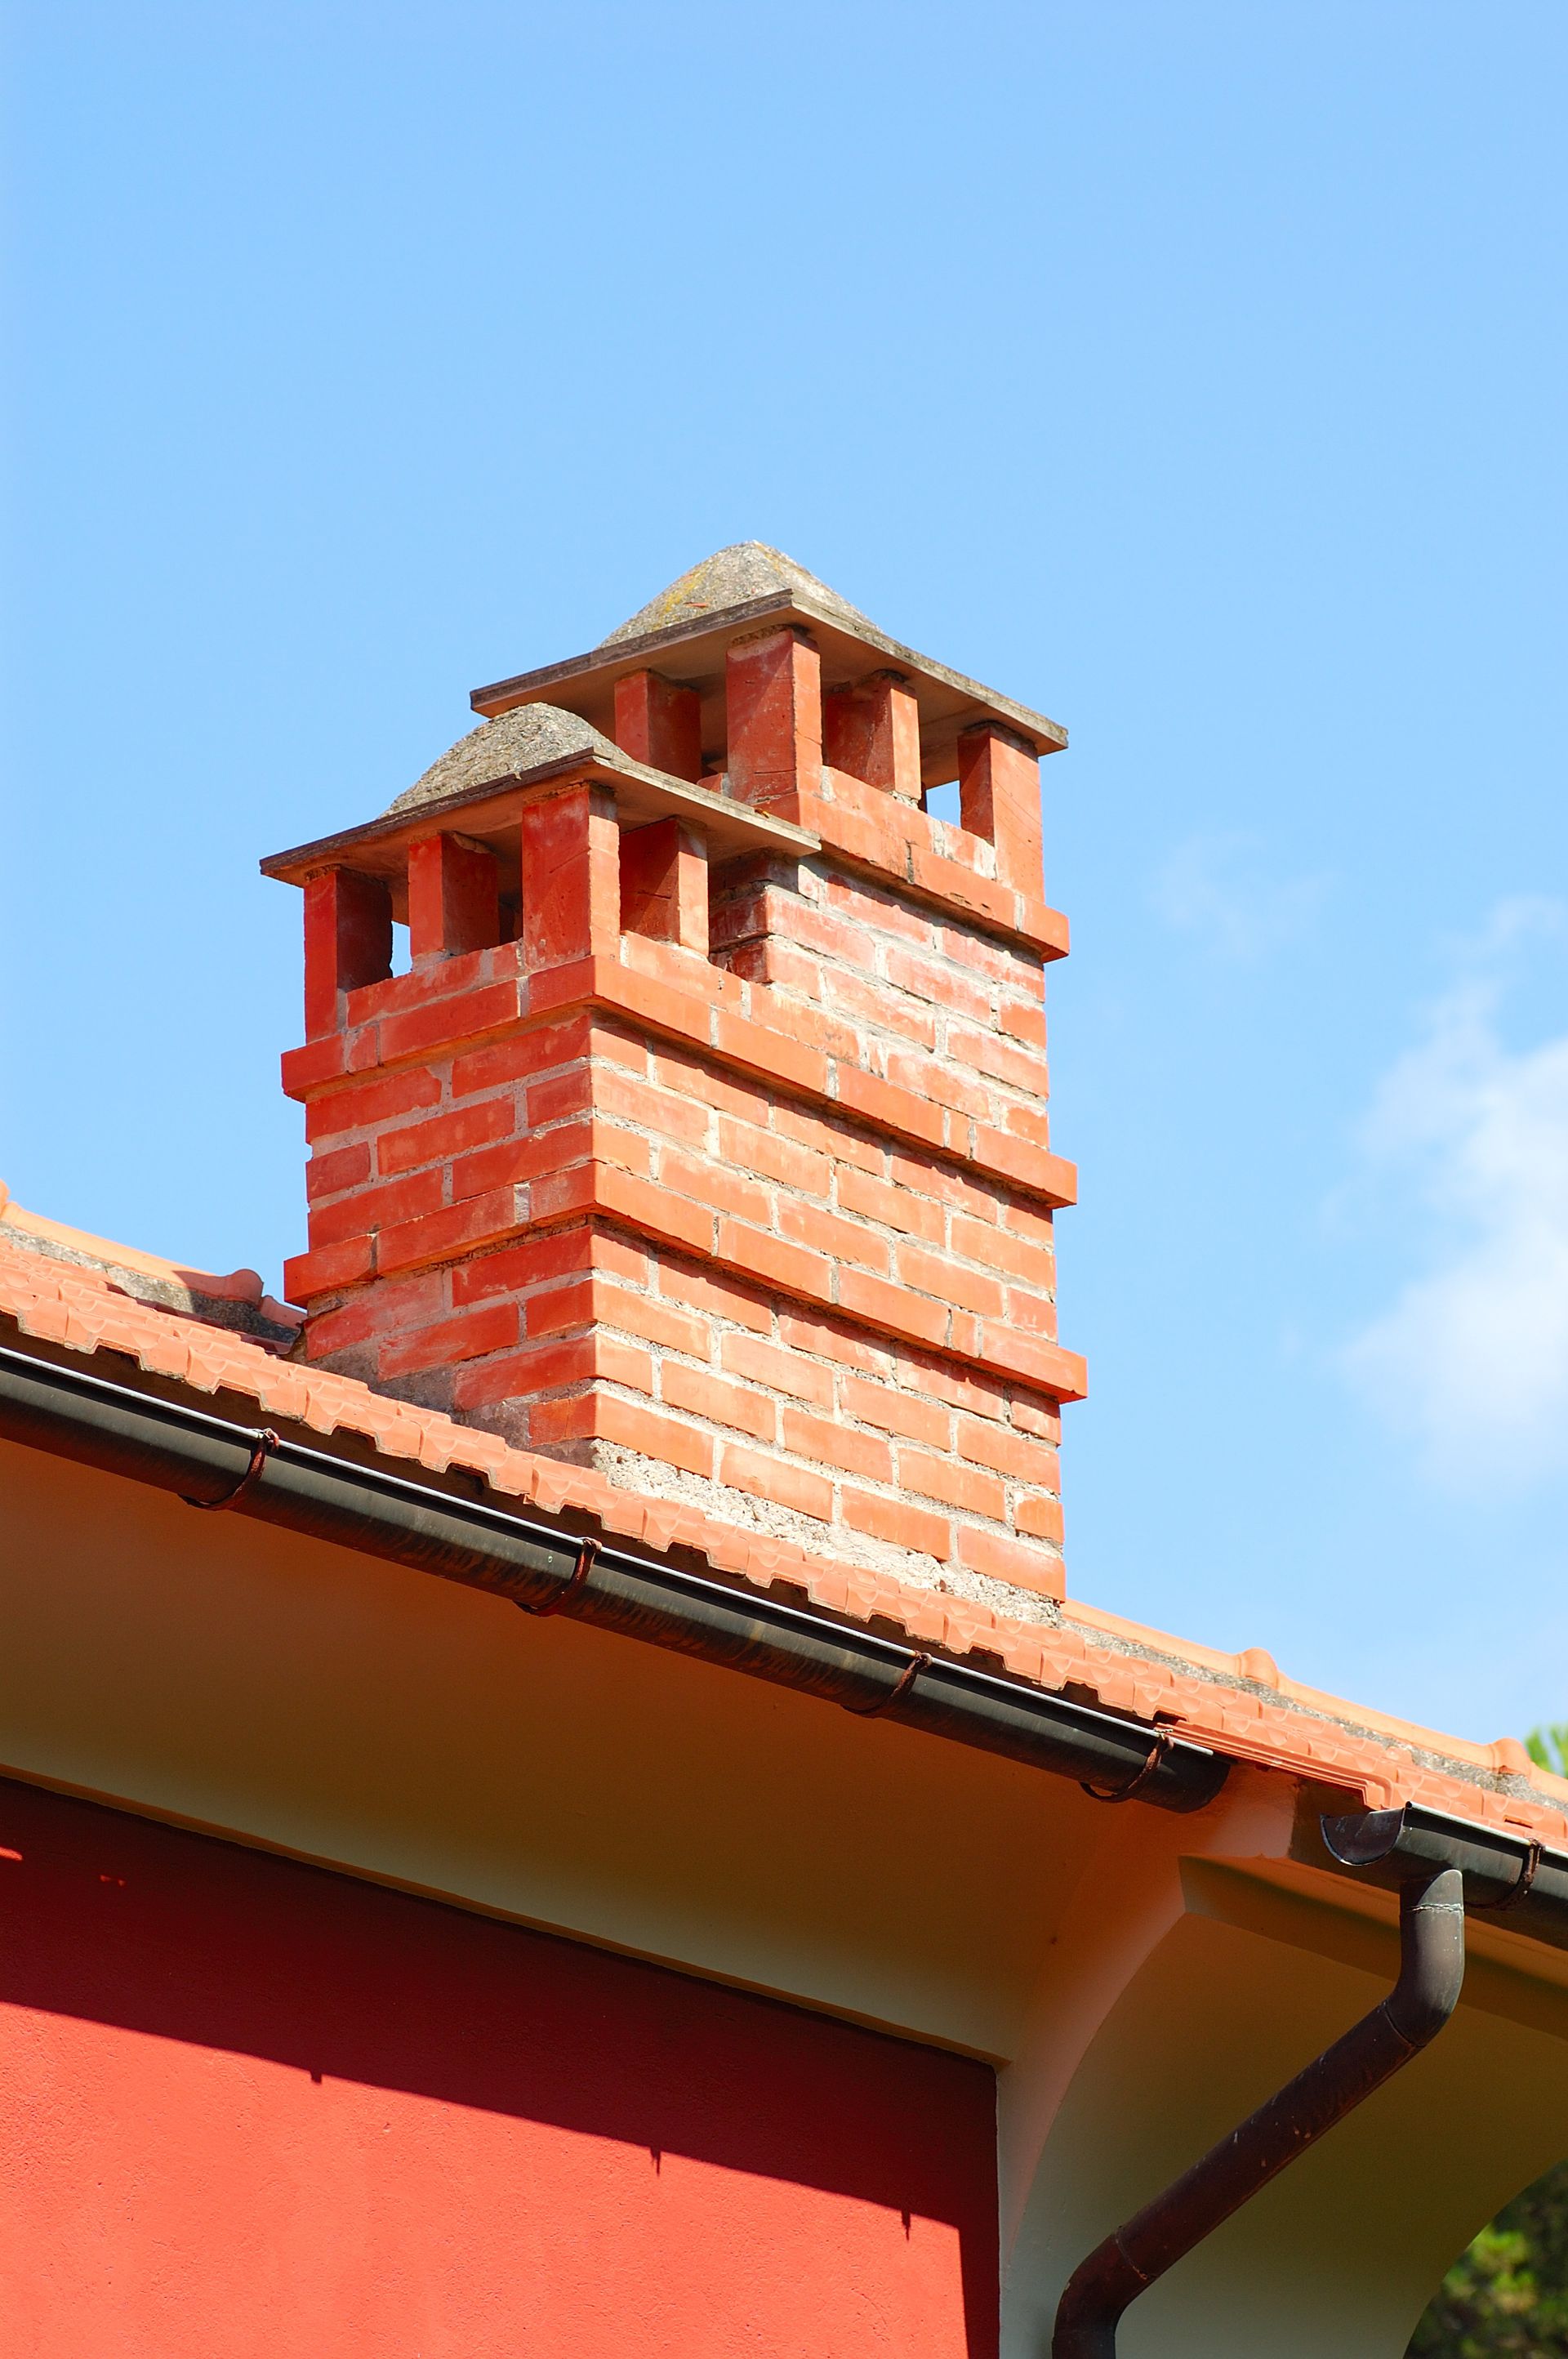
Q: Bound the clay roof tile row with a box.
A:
[2,1218,1564,1852]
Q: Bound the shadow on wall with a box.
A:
[0,1776,998,2358]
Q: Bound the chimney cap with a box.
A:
[469,543,1068,784]
[259,702,818,893]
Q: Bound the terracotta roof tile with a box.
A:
[2,1217,1565,1850]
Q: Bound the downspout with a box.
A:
[1050,1850,1470,2355]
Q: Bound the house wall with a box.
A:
[1,1774,998,2358]
[6,1431,1568,2357]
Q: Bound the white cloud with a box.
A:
[1152,832,1327,961]
[1343,899,1568,1488]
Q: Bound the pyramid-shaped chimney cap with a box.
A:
[470,542,1067,786]
[599,542,875,646]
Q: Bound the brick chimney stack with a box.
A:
[265,546,1085,1606]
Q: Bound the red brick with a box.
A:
[777,1306,894,1376]
[956,1524,1062,1599]
[379,1299,519,1378]
[898,1350,1008,1420]
[281,1031,355,1099]
[1015,1493,1066,1545]
[840,1373,950,1447]
[889,1151,999,1224]
[1005,1289,1058,1340]
[1011,1391,1062,1441]
[998,996,1049,1049]
[375,1186,525,1277]
[659,1147,772,1229]
[304,1269,448,1358]
[726,627,821,818]
[662,1362,777,1443]
[453,1331,653,1410]
[969,1122,1076,1208]
[718,1117,830,1198]
[408,832,499,961]
[897,1242,1004,1321]
[718,1443,832,1523]
[613,670,702,783]
[306,1141,372,1201]
[716,1220,830,1305]
[449,1224,600,1304]
[908,841,1016,933]
[712,1008,831,1102]
[587,1393,714,1478]
[377,979,524,1065]
[951,1212,1054,1289]
[956,1416,1059,1485]
[885,1047,991,1126]
[898,1448,1005,1522]
[619,816,709,955]
[305,1064,443,1144]
[376,1096,515,1179]
[780,1407,892,1484]
[303,868,391,1039]
[825,871,930,946]
[309,1167,443,1250]
[822,673,920,800]
[283,1234,375,1304]
[450,1014,593,1097]
[884,946,993,1028]
[833,1065,945,1153]
[519,783,620,971]
[840,1488,951,1560]
[978,1322,1086,1400]
[835,1165,947,1246]
[837,1265,949,1352]
[945,1021,1050,1101]
[522,1277,597,1338]
[822,964,938,1051]
[521,1064,592,1130]
[957,725,1043,894]
[659,1262,773,1336]
[719,1331,835,1407]
[594,1280,712,1359]
[595,1064,712,1149]
[650,1049,772,1130]
[776,1197,889,1276]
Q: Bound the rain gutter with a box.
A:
[0,1340,1226,1813]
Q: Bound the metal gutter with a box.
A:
[1321,1800,1568,1955]
[0,1341,1226,1814]
[1050,1861,1468,2356]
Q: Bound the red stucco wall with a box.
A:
[0,1776,997,2356]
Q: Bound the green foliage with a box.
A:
[1407,1723,1568,2353]
[1526,1726,1568,1780]
[1410,2165,1568,2355]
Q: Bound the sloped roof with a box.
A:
[2,1197,1562,1853]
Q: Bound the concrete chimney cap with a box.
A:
[383,703,616,818]
[599,542,873,647]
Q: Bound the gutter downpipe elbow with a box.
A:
[1049,1856,1467,2359]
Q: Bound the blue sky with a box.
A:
[6,3,1566,1743]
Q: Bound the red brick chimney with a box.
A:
[265,546,1084,1604]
